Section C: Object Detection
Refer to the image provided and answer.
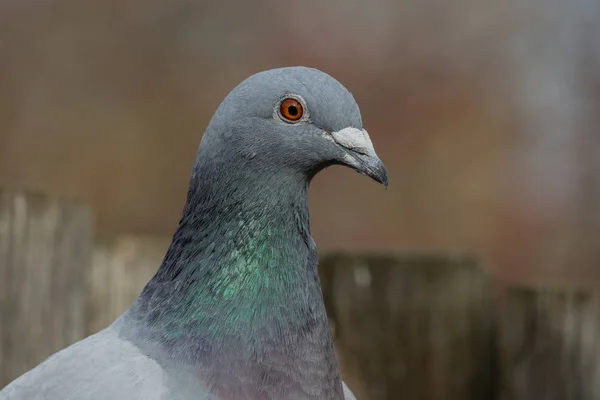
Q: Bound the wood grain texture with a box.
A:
[319,253,496,400]
[0,188,92,387]
[86,235,169,334]
[500,287,600,400]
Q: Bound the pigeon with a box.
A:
[0,66,387,400]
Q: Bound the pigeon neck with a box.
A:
[128,167,335,360]
[121,156,344,399]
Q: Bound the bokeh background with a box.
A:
[2,0,600,284]
[1,0,600,397]
[2,0,600,282]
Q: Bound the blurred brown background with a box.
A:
[1,0,600,284]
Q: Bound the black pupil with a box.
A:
[288,105,298,117]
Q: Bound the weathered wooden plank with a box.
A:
[500,286,600,400]
[0,188,92,387]
[86,235,169,334]
[319,253,496,400]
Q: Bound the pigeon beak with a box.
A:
[329,127,388,188]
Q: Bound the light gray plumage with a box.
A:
[1,67,387,400]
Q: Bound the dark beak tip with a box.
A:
[343,148,388,189]
[369,162,388,189]
[381,175,389,190]
[378,164,389,190]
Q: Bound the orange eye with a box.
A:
[279,98,304,122]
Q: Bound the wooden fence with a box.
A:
[1,188,600,399]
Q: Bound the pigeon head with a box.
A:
[195,66,388,188]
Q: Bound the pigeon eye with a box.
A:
[279,98,304,122]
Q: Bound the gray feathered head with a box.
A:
[195,66,387,187]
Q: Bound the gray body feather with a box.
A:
[1,327,173,400]
[1,325,353,400]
